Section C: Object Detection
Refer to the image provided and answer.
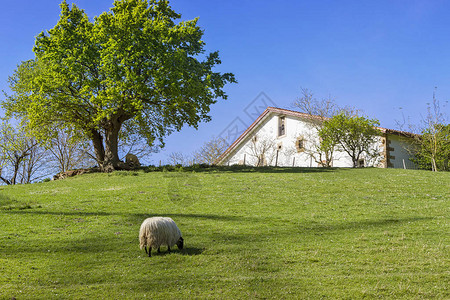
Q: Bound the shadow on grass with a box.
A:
[3,210,262,223]
[128,213,262,224]
[3,209,432,234]
[2,213,433,257]
[2,234,123,254]
[0,193,39,211]
[181,246,204,256]
[2,207,433,253]
[299,216,432,234]
[3,228,205,257]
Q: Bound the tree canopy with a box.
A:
[0,121,45,184]
[3,0,235,171]
[413,123,450,171]
[292,88,363,167]
[319,113,382,167]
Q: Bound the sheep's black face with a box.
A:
[176,237,184,249]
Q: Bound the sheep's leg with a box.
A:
[168,246,171,253]
[148,246,152,257]
[144,246,148,254]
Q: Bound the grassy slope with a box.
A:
[0,167,448,299]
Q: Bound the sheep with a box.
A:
[139,217,184,257]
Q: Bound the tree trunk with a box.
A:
[325,150,333,167]
[0,169,11,185]
[91,114,128,172]
[352,153,359,168]
[103,124,121,172]
[91,129,105,169]
[11,153,22,185]
[431,157,437,172]
[102,116,125,172]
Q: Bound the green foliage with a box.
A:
[320,113,382,167]
[292,88,364,167]
[413,123,450,171]
[0,121,42,185]
[3,0,235,171]
[0,168,448,298]
[411,92,449,171]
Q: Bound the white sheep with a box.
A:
[139,217,184,257]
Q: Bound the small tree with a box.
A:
[48,126,94,173]
[416,94,449,171]
[396,90,449,171]
[192,137,229,165]
[167,152,192,166]
[0,121,48,184]
[414,123,450,171]
[247,135,277,166]
[292,88,362,167]
[292,88,336,167]
[320,114,382,168]
[292,88,340,119]
[18,140,49,184]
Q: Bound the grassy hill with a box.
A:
[0,167,448,299]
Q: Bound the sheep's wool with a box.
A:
[139,217,182,250]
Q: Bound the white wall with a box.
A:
[222,113,388,168]
[387,134,416,169]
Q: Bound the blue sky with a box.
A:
[1,0,449,164]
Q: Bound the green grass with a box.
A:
[0,167,448,299]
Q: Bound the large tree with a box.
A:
[3,0,235,171]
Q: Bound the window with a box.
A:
[278,116,285,136]
[296,136,305,152]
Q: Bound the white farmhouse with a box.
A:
[215,107,416,168]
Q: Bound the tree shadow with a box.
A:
[128,213,261,224]
[3,210,262,224]
[2,234,124,254]
[2,210,115,217]
[298,216,432,234]
[2,209,264,242]
[3,209,431,235]
[3,204,434,255]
